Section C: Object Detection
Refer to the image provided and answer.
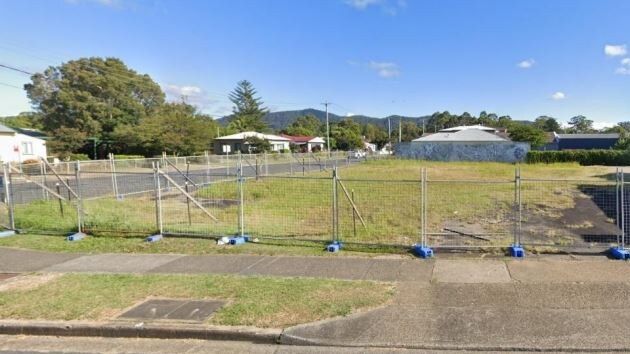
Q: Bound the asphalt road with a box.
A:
[7,158,361,205]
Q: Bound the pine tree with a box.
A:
[227,80,268,132]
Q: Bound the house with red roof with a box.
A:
[279,134,326,153]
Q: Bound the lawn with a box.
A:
[7,160,621,250]
[0,273,394,328]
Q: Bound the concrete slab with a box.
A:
[148,255,267,274]
[0,247,82,272]
[43,254,182,273]
[119,299,225,322]
[508,259,630,283]
[514,282,630,309]
[433,259,511,283]
[242,256,374,280]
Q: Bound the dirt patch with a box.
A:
[0,273,62,292]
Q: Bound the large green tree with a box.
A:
[227,80,268,132]
[567,115,594,133]
[24,57,164,153]
[330,118,363,150]
[282,114,321,136]
[533,116,561,132]
[113,103,218,156]
[508,123,547,148]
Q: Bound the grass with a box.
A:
[0,273,394,328]
[0,234,408,257]
[8,160,619,250]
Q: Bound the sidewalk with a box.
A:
[2,247,630,351]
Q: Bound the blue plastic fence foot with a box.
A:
[610,247,630,260]
[0,230,16,238]
[509,244,525,258]
[66,232,86,241]
[413,244,433,258]
[145,234,163,243]
[229,235,248,245]
[326,241,343,252]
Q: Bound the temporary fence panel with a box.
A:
[424,176,516,248]
[336,177,421,246]
[160,172,240,237]
[520,178,620,249]
[242,175,333,241]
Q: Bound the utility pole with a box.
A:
[388,118,392,142]
[322,101,331,156]
[399,119,402,143]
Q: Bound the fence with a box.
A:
[2,156,628,255]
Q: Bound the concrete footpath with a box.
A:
[2,247,630,351]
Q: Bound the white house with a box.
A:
[0,124,47,163]
[213,131,291,154]
[279,134,326,152]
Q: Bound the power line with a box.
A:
[0,81,23,90]
[0,63,33,76]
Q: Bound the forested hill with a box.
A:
[218,108,431,131]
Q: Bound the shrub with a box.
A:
[113,155,144,160]
[58,153,90,161]
[527,150,630,165]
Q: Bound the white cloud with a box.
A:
[344,0,405,15]
[593,121,617,130]
[621,58,630,65]
[346,112,355,117]
[368,61,400,78]
[550,91,566,100]
[605,44,627,57]
[65,0,120,6]
[616,67,630,75]
[517,59,535,69]
[161,83,221,112]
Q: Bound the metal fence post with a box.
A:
[238,158,245,237]
[109,153,120,199]
[621,168,626,249]
[420,167,427,247]
[41,162,48,200]
[264,152,268,176]
[74,161,84,233]
[153,162,164,235]
[332,167,338,242]
[516,167,522,246]
[3,163,15,230]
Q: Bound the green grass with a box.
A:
[0,234,408,257]
[0,273,394,328]
[9,160,618,249]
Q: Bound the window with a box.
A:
[21,142,33,155]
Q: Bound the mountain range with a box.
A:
[218,109,431,131]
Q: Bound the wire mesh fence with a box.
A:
[3,156,629,254]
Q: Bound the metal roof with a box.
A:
[0,123,16,134]
[440,125,497,132]
[413,129,508,142]
[556,133,620,139]
[214,131,290,141]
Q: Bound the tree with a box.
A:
[282,114,321,136]
[362,123,389,149]
[113,103,217,156]
[330,118,363,150]
[0,112,43,130]
[567,115,594,133]
[533,116,561,132]
[243,136,271,153]
[508,123,547,148]
[392,121,423,142]
[24,57,165,154]
[227,80,268,132]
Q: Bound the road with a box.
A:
[7,157,361,205]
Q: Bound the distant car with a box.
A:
[348,150,366,159]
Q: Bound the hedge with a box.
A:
[527,149,630,165]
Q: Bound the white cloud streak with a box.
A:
[550,91,566,100]
[368,61,400,78]
[517,59,535,69]
[161,83,222,113]
[605,44,627,57]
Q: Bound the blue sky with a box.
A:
[1,0,629,127]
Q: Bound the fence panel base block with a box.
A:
[610,247,630,260]
[229,236,248,245]
[509,244,525,258]
[326,241,342,253]
[145,234,163,243]
[66,232,86,241]
[0,230,16,238]
[413,245,433,258]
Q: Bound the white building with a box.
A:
[213,131,291,154]
[0,124,47,163]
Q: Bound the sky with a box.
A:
[0,0,629,128]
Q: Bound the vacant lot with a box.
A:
[8,160,622,250]
[0,273,393,328]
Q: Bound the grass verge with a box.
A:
[0,273,394,328]
[0,234,410,257]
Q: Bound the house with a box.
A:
[548,132,620,150]
[0,123,47,163]
[213,131,290,154]
[399,125,529,162]
[279,134,325,152]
